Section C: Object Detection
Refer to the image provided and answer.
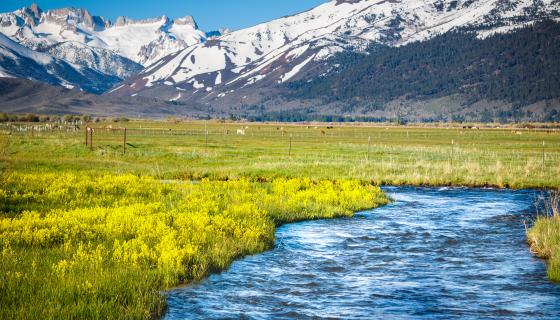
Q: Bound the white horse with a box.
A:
[236,129,246,135]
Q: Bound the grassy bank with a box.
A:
[0,172,388,319]
[527,192,560,282]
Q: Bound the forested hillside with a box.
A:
[286,20,560,117]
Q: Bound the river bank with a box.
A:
[527,192,560,282]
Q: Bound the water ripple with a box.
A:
[165,187,560,319]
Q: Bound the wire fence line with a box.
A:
[2,122,559,138]
[2,122,559,136]
[1,124,559,169]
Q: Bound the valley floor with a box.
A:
[1,120,558,188]
[0,120,559,318]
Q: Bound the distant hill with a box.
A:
[0,78,209,118]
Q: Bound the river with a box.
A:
[165,187,560,319]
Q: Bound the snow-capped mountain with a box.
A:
[111,0,560,105]
[0,32,120,93]
[1,0,559,106]
[0,3,206,79]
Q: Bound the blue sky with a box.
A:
[0,0,328,31]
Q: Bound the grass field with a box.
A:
[1,120,559,188]
[1,119,559,318]
[0,120,395,319]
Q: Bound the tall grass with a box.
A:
[2,121,559,188]
[0,173,388,319]
[527,191,560,282]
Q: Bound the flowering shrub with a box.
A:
[0,173,387,319]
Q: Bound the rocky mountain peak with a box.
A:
[174,15,198,29]
[17,3,42,26]
[114,15,170,27]
[42,7,109,31]
[25,3,42,20]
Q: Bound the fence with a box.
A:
[1,123,559,171]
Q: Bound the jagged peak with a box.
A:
[25,3,42,19]
[42,7,109,30]
[173,15,198,29]
[114,15,170,27]
[13,3,42,26]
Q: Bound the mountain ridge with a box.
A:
[109,0,560,106]
[0,4,207,66]
[0,3,218,95]
[0,2,211,90]
[1,0,560,121]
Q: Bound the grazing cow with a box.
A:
[236,129,246,135]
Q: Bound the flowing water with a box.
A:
[165,187,560,319]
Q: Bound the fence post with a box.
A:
[367,136,371,161]
[542,141,545,169]
[289,134,292,157]
[451,139,454,169]
[123,128,127,155]
[90,128,93,151]
[85,127,89,145]
[205,129,208,148]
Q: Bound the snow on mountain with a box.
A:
[95,15,205,66]
[1,0,559,99]
[44,42,142,79]
[0,32,121,93]
[0,29,52,64]
[112,0,560,103]
[0,4,206,80]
